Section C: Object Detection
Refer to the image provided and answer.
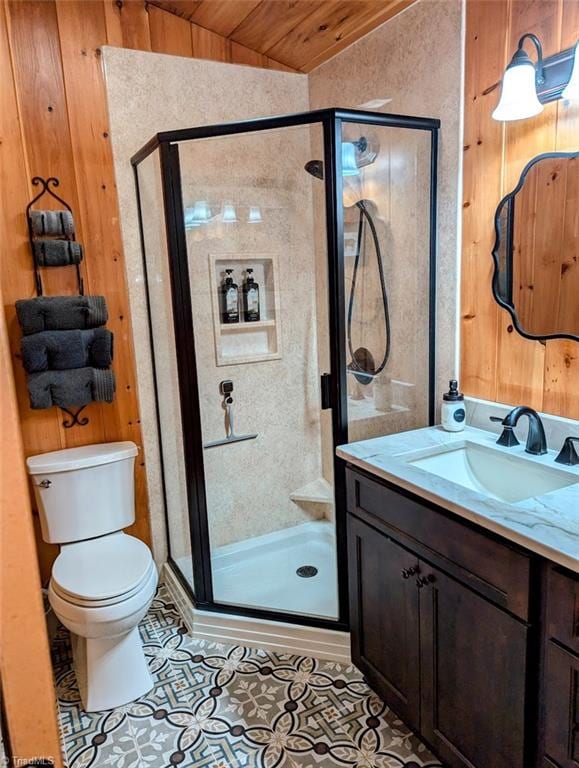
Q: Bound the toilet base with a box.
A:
[72,626,153,712]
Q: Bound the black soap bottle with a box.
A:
[243,268,260,322]
[221,269,239,324]
[441,379,465,432]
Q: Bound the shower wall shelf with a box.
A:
[209,252,281,366]
[290,478,334,504]
[219,319,276,332]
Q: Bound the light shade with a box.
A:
[221,203,238,223]
[190,200,211,224]
[247,206,262,223]
[562,41,579,100]
[184,207,200,229]
[341,142,359,176]
[492,59,543,121]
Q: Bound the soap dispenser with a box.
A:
[220,269,239,324]
[441,379,465,432]
[243,268,260,322]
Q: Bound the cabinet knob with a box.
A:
[401,565,419,579]
[416,574,436,589]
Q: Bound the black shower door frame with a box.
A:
[132,108,439,632]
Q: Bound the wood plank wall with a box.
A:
[461,0,579,419]
[0,289,63,767]
[1,0,286,584]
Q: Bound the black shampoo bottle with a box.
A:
[221,269,239,323]
[243,268,260,322]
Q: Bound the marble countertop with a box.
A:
[337,425,579,573]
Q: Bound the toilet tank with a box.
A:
[27,442,138,544]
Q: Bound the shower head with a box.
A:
[304,136,379,180]
[304,159,324,179]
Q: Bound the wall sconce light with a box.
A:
[341,137,378,176]
[492,34,544,121]
[184,208,199,229]
[341,142,360,176]
[247,206,262,224]
[562,41,579,100]
[493,34,579,121]
[221,203,238,223]
[190,200,212,225]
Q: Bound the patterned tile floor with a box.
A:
[52,585,443,768]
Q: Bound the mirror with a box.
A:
[492,151,579,341]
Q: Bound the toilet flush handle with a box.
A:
[36,479,51,488]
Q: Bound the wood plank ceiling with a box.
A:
[150,0,414,72]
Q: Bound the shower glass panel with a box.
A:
[177,123,338,620]
[135,149,194,591]
[132,108,438,630]
[341,122,434,442]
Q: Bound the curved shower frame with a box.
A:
[132,108,439,632]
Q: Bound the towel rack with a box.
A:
[60,405,90,429]
[26,176,84,296]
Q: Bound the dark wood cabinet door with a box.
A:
[347,515,420,730]
[419,562,529,768]
[544,640,579,768]
[547,568,579,654]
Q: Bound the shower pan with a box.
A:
[132,108,439,631]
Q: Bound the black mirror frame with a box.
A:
[491,149,579,343]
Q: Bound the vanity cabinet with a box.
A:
[347,515,421,730]
[542,568,579,768]
[346,467,533,768]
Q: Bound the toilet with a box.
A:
[27,441,158,713]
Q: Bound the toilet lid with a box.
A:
[52,533,153,602]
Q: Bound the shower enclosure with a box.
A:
[133,109,438,630]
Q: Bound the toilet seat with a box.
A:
[51,532,154,607]
[49,561,158,630]
[51,560,156,608]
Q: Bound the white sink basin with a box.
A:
[406,442,578,503]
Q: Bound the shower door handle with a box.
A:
[320,373,332,410]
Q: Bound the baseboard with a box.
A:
[162,563,351,664]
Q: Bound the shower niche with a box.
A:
[209,252,281,366]
[133,108,438,631]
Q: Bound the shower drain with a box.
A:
[296,565,318,578]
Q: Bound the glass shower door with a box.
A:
[175,122,339,621]
[339,121,435,443]
[133,107,438,629]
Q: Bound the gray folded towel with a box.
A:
[27,368,116,409]
[21,329,113,372]
[32,239,83,267]
[16,295,107,335]
[30,209,74,237]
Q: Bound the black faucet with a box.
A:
[489,406,548,455]
[555,437,579,466]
